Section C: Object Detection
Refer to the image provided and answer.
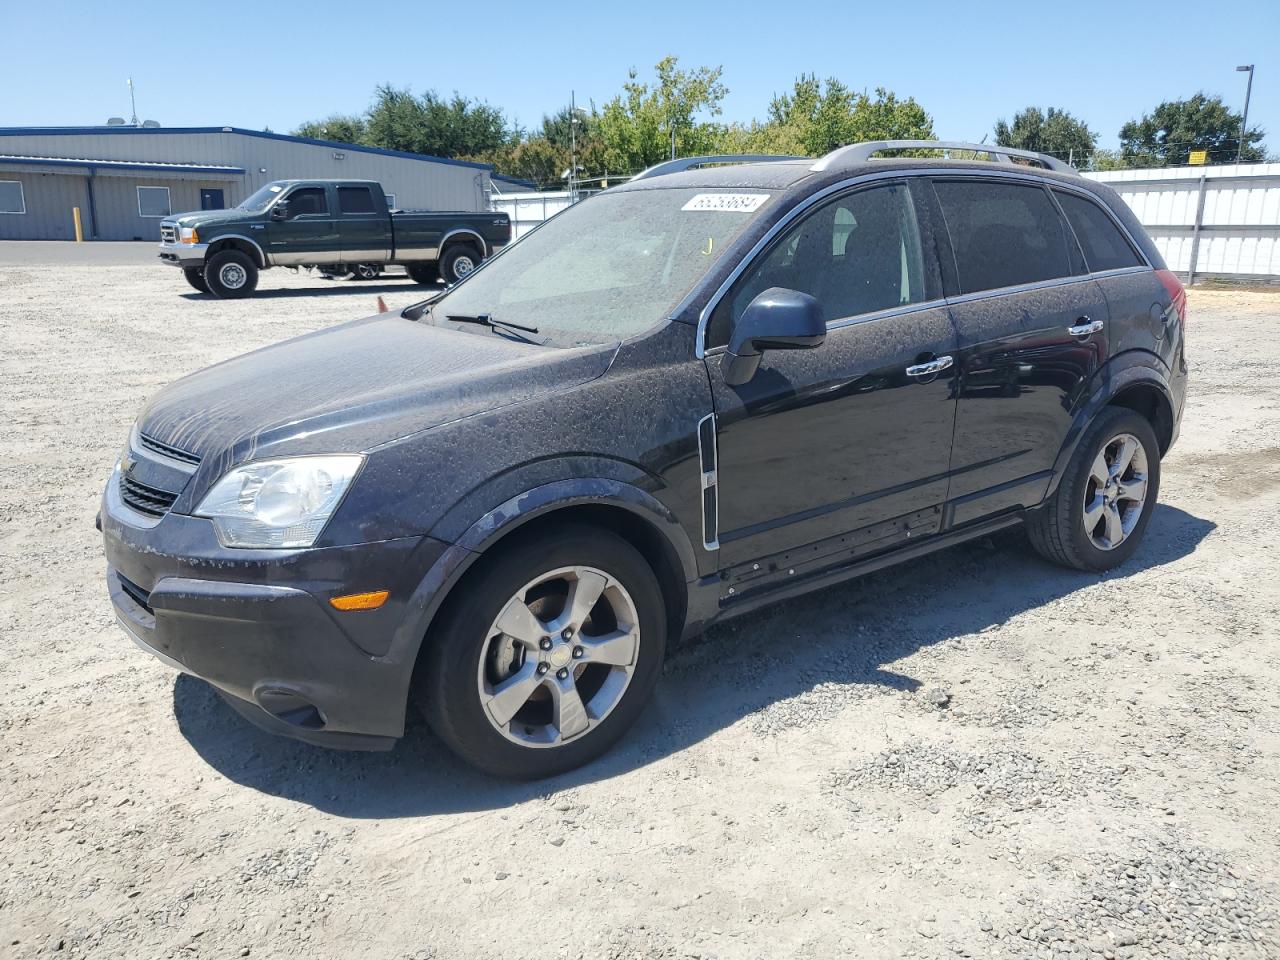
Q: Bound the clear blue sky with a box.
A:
[3,0,1275,153]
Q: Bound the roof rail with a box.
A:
[811,140,1074,174]
[630,154,803,181]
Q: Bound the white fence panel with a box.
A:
[491,191,575,240]
[1085,163,1280,281]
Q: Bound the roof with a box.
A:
[492,173,538,189]
[0,153,245,175]
[0,126,493,172]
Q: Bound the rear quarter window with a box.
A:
[1053,190,1143,273]
[933,180,1075,295]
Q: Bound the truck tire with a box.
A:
[439,245,481,284]
[406,262,439,286]
[354,263,381,280]
[182,267,209,294]
[205,249,259,299]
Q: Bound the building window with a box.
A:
[385,193,396,209]
[137,186,171,218]
[0,181,25,214]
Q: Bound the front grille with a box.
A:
[160,223,177,243]
[116,573,153,614]
[138,432,201,465]
[119,474,180,517]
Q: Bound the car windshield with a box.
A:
[432,187,778,343]
[237,182,285,213]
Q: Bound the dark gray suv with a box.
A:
[102,141,1188,778]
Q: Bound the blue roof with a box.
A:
[0,154,245,176]
[492,173,539,189]
[0,126,493,172]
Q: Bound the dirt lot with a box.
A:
[1,248,1278,960]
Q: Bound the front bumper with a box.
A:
[101,470,451,749]
[157,240,209,268]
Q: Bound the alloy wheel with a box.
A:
[476,565,639,748]
[1083,432,1149,550]
[219,262,247,289]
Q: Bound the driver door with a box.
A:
[266,185,341,265]
[703,180,960,569]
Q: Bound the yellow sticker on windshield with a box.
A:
[702,237,714,255]
[682,193,770,213]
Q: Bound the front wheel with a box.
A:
[353,263,380,280]
[1027,407,1161,571]
[204,249,259,299]
[419,525,666,778]
[438,245,480,284]
[182,267,209,293]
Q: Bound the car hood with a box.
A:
[168,209,256,229]
[137,314,617,471]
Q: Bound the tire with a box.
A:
[353,263,381,280]
[182,267,209,293]
[419,524,667,779]
[406,262,438,286]
[1026,407,1161,571]
[204,249,259,299]
[438,245,481,284]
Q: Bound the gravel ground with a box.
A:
[1,252,1278,960]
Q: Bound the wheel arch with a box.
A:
[439,228,487,257]
[206,234,266,268]
[1044,352,1175,500]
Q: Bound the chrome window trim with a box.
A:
[943,272,1098,307]
[825,298,948,332]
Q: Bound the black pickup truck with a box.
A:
[158,179,511,298]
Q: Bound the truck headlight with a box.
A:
[194,455,363,548]
[179,226,200,244]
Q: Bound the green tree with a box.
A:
[727,76,933,156]
[596,56,730,173]
[293,114,368,144]
[1119,93,1265,165]
[995,107,1096,162]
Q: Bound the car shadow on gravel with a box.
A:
[173,503,1214,818]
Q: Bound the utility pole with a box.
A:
[1236,64,1255,163]
[569,90,577,203]
[127,77,139,126]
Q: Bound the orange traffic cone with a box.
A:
[376,295,387,314]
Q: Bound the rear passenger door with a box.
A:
[337,185,391,263]
[929,177,1110,526]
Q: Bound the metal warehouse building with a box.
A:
[0,126,533,241]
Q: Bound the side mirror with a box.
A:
[270,201,290,221]
[721,287,826,386]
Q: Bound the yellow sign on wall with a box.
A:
[1188,150,1209,165]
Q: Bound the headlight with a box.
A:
[179,226,199,244]
[194,455,363,548]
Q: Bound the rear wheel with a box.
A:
[419,525,666,778]
[204,249,258,299]
[1027,407,1160,571]
[182,267,209,293]
[353,263,381,280]
[406,262,439,286]
[439,245,481,284]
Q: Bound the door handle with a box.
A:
[1067,317,1104,337]
[905,355,954,377]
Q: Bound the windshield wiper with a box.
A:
[445,313,541,339]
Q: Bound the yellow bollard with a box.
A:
[73,207,84,243]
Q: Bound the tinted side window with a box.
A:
[708,183,925,346]
[934,180,1073,294]
[1054,190,1142,273]
[287,187,328,217]
[339,186,376,214]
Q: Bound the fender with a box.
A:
[1043,349,1174,499]
[376,476,701,733]
[205,233,268,268]
[439,227,489,256]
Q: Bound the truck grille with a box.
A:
[138,432,201,466]
[119,474,180,517]
[160,223,177,243]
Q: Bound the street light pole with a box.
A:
[1236,65,1255,163]
[569,90,577,203]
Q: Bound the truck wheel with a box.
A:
[354,263,381,280]
[439,245,481,284]
[182,267,209,294]
[407,263,439,286]
[205,250,259,299]
[419,524,666,779]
